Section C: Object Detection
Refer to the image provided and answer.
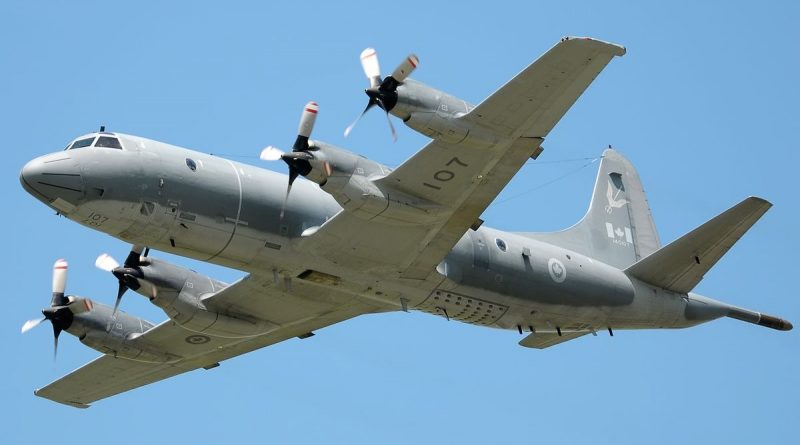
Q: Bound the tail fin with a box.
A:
[626,197,772,293]
[520,148,660,269]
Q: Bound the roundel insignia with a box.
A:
[185,334,211,345]
[548,258,567,283]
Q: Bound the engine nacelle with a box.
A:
[303,141,443,225]
[302,140,385,186]
[404,112,502,148]
[388,79,502,147]
[163,283,277,338]
[62,297,176,363]
[133,257,277,338]
[80,329,177,363]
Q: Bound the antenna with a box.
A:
[100,125,105,132]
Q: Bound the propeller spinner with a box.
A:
[21,259,76,360]
[260,101,325,218]
[95,245,147,318]
[344,48,419,141]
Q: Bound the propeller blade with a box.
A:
[124,245,144,268]
[50,259,69,307]
[385,110,398,142]
[280,168,301,220]
[21,317,45,333]
[360,48,381,89]
[374,97,398,142]
[297,102,318,139]
[52,259,67,294]
[260,146,285,161]
[343,101,376,138]
[52,323,62,362]
[291,102,319,152]
[111,281,127,319]
[94,253,120,272]
[99,244,146,319]
[390,54,419,83]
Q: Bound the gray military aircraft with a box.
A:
[20,37,791,408]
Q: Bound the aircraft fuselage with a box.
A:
[20,133,700,338]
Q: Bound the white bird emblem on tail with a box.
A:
[605,180,629,213]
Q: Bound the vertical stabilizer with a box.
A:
[519,149,660,269]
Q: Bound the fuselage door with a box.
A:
[469,230,490,270]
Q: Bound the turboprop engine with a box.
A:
[343,48,501,147]
[260,102,443,225]
[95,246,276,338]
[21,259,173,363]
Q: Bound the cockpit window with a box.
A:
[95,136,122,149]
[69,137,95,150]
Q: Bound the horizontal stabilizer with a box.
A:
[519,331,588,349]
[625,197,771,293]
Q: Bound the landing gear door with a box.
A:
[131,199,178,245]
[154,199,180,232]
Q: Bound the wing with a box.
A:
[34,274,387,408]
[302,37,625,280]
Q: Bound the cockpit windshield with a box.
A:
[68,137,96,150]
[95,136,122,149]
[65,134,123,150]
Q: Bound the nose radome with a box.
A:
[20,154,84,212]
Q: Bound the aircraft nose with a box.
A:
[20,154,85,212]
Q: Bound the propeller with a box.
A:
[94,245,146,318]
[21,259,76,361]
[260,102,321,219]
[344,48,419,141]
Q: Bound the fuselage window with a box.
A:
[185,158,197,171]
[495,238,507,252]
[95,136,122,149]
[69,137,96,150]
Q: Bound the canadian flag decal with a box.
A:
[605,222,633,243]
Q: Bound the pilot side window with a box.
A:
[68,137,95,150]
[95,136,123,149]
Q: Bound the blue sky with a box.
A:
[2,1,798,443]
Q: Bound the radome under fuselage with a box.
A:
[21,132,698,337]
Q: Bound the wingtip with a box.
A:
[34,388,91,408]
[560,36,626,56]
[746,196,772,208]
